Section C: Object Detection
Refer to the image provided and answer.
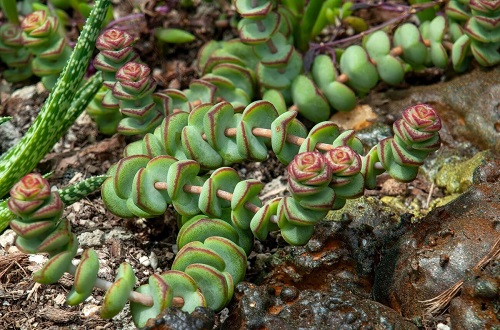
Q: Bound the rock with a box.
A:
[225,282,418,330]
[139,255,150,267]
[373,180,500,317]
[448,263,500,330]
[0,121,22,154]
[143,307,215,330]
[0,229,16,249]
[368,66,500,150]
[78,229,105,247]
[104,227,134,241]
[435,151,488,194]
[437,324,451,330]
[221,197,420,329]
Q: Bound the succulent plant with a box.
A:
[111,62,167,135]
[0,0,110,232]
[7,102,442,327]
[196,0,499,123]
[3,0,491,326]
[20,10,73,89]
[84,0,495,138]
[0,23,33,82]
[86,29,140,134]
[450,0,500,71]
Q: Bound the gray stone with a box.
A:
[78,229,105,247]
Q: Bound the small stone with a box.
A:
[104,227,133,241]
[78,229,105,247]
[437,323,450,330]
[11,85,36,99]
[54,293,66,305]
[29,254,48,264]
[139,255,150,267]
[149,251,158,269]
[280,286,299,302]
[7,245,20,254]
[82,304,100,317]
[0,229,16,248]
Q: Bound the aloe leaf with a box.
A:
[295,0,325,51]
[0,117,12,125]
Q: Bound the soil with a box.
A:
[0,1,497,330]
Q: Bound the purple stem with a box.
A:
[105,13,146,30]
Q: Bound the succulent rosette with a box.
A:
[378,104,441,182]
[287,151,336,211]
[324,146,365,200]
[393,103,442,151]
[8,173,64,250]
[0,23,33,82]
[87,29,141,135]
[8,173,55,217]
[287,151,332,196]
[114,62,156,97]
[94,29,139,88]
[21,11,54,44]
[113,62,163,135]
[96,28,136,60]
[20,10,72,89]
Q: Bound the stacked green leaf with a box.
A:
[8,172,248,328]
[102,101,442,245]
[449,0,500,71]
[0,23,33,82]
[86,29,140,134]
[112,62,166,135]
[20,10,72,89]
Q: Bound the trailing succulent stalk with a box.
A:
[0,23,33,82]
[20,10,73,90]
[0,0,110,223]
[7,102,441,327]
[86,28,140,134]
[0,174,107,232]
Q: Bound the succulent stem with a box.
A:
[154,182,279,223]
[67,263,186,308]
[202,127,349,155]
[266,38,278,54]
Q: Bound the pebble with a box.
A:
[0,229,16,248]
[149,251,158,269]
[139,255,150,267]
[82,304,100,317]
[78,229,105,247]
[437,323,450,330]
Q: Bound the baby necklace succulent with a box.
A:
[0,0,110,232]
[8,102,442,327]
[20,9,73,89]
[0,23,33,82]
[195,0,500,124]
